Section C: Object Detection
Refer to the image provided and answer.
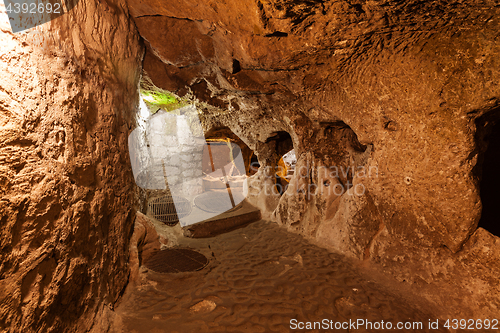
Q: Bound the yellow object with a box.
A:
[276,157,289,182]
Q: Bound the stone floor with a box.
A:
[112,220,449,333]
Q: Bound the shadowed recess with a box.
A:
[478,116,500,237]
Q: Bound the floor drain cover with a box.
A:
[144,248,209,273]
[148,195,192,226]
[194,191,244,213]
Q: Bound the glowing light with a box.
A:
[139,97,150,119]
[142,95,154,103]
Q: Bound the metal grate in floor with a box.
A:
[143,248,209,273]
[148,195,192,226]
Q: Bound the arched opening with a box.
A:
[201,127,254,206]
[321,121,368,192]
[204,127,254,177]
[281,148,297,181]
[476,110,500,237]
[274,148,296,195]
[265,131,295,195]
[129,81,260,230]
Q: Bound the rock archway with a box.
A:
[131,0,500,254]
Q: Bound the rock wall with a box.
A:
[127,0,500,318]
[0,0,142,331]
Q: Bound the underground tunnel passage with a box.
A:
[265,131,295,196]
[2,0,500,332]
[129,90,261,237]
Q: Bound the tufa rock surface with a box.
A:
[0,0,142,331]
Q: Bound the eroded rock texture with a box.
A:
[0,0,142,331]
[127,0,500,317]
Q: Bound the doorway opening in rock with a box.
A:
[476,110,500,237]
[204,127,255,178]
[180,126,261,236]
[129,79,260,231]
[266,131,295,195]
[202,127,255,212]
[197,133,249,214]
[276,148,296,195]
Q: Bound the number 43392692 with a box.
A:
[444,319,498,330]
[5,2,62,14]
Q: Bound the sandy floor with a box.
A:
[112,220,447,333]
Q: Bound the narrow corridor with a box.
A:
[113,220,445,333]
